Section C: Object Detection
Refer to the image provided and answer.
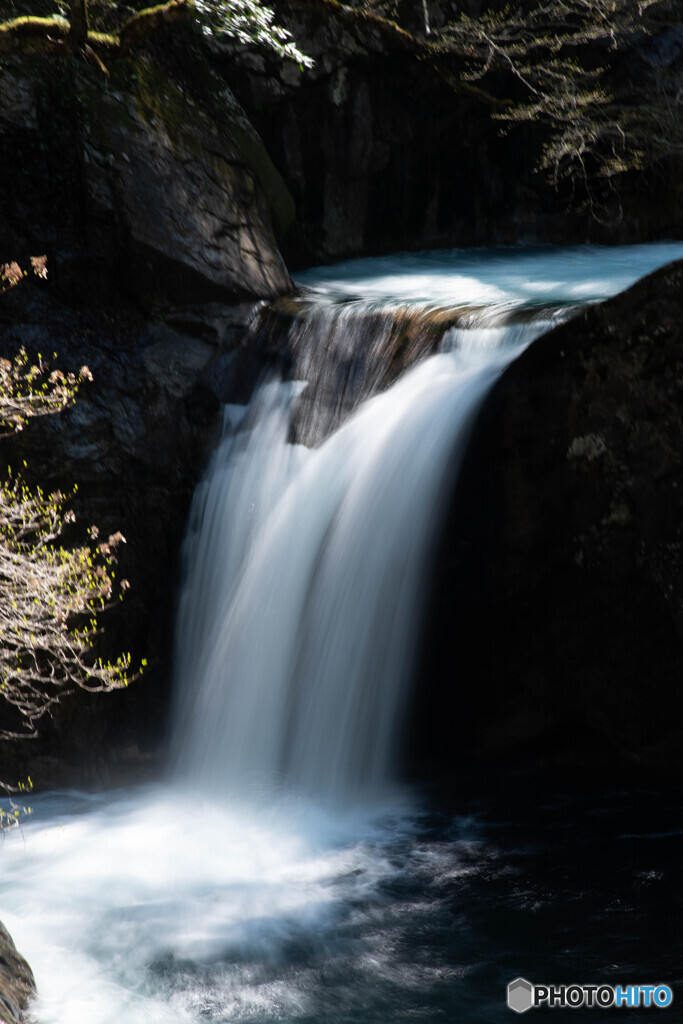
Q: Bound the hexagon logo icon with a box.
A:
[508,978,534,1013]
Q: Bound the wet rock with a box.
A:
[141,326,214,398]
[163,303,262,348]
[0,922,35,1024]
[254,298,465,444]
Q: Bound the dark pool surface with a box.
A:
[371,780,683,1023]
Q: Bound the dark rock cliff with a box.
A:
[0,47,293,306]
[217,2,682,268]
[415,259,683,777]
[0,38,298,783]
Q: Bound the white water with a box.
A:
[2,243,682,1024]
[0,787,420,1024]
[294,242,683,310]
[171,326,544,800]
[172,241,683,801]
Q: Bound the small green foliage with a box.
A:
[0,347,91,435]
[0,777,33,833]
[0,13,68,34]
[0,351,139,742]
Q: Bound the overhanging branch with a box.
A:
[0,0,193,61]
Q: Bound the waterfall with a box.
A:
[170,243,683,801]
[171,316,549,799]
[4,243,683,1024]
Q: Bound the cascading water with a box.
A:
[171,321,548,800]
[170,241,683,801]
[1,243,682,1024]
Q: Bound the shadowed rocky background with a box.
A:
[0,5,681,786]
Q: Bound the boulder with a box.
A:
[0,922,34,1024]
[415,259,683,776]
[0,46,293,307]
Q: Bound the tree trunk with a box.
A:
[69,0,89,49]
